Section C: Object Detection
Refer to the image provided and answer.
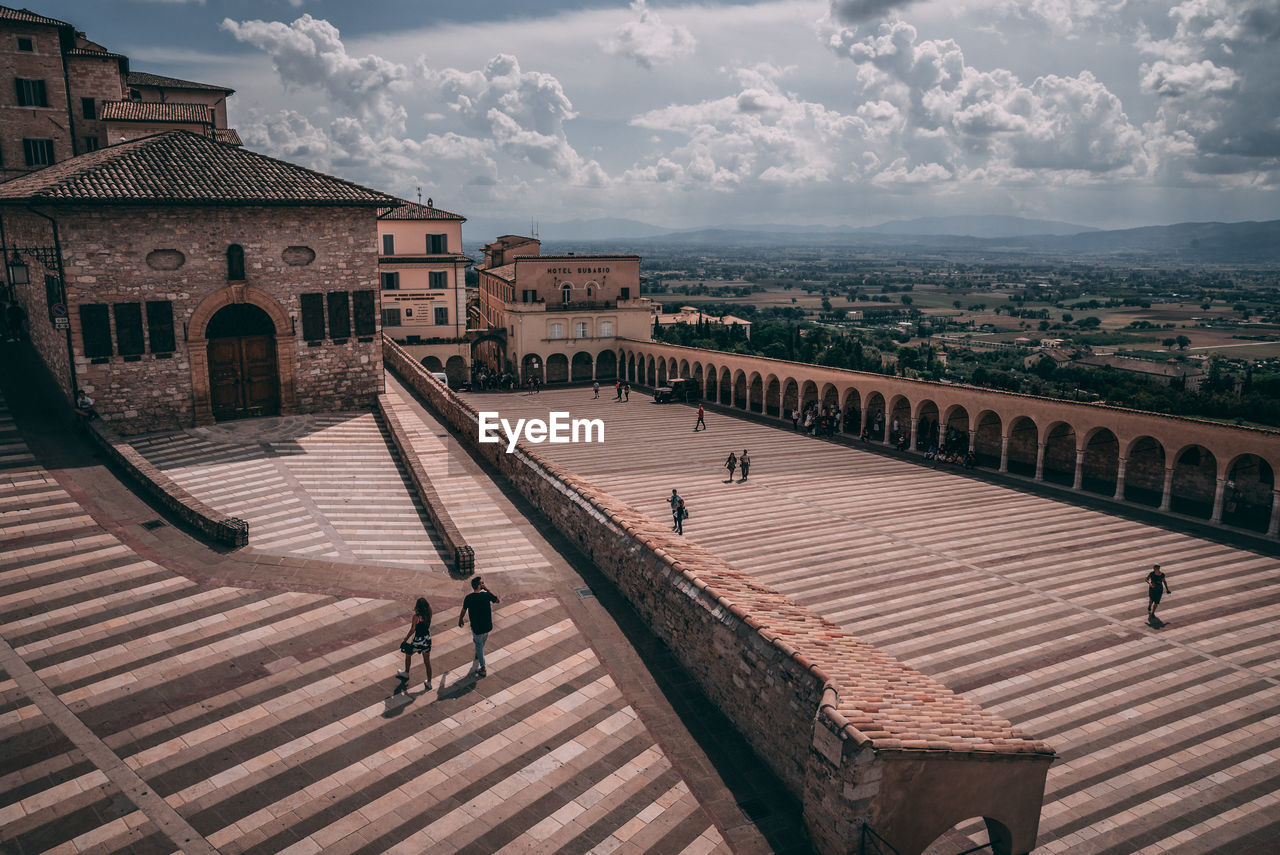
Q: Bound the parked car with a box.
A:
[654,377,699,403]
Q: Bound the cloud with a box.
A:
[992,0,1127,38]
[221,14,409,121]
[602,0,696,69]
[828,0,919,25]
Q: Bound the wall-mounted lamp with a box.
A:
[7,251,29,286]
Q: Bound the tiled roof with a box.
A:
[479,263,516,282]
[378,200,466,221]
[0,131,399,207]
[65,48,128,61]
[0,5,72,28]
[100,100,212,124]
[126,71,234,94]
[213,128,242,146]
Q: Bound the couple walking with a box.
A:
[724,449,750,482]
[396,577,500,687]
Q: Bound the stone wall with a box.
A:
[4,210,72,398]
[0,19,74,180]
[385,336,1054,854]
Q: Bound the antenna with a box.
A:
[416,186,422,204]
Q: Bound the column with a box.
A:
[1268,490,1279,538]
[1113,457,1127,501]
[968,428,977,453]
[909,417,919,451]
[1159,466,1175,511]
[1034,443,1046,481]
[884,415,894,447]
[1072,448,1085,490]
[999,435,1010,473]
[1211,478,1227,523]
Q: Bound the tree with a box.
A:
[900,295,913,306]
[1162,337,1176,348]
[1176,335,1191,350]
[1032,355,1058,379]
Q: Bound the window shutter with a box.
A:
[81,304,112,358]
[300,293,326,341]
[327,291,351,339]
[434,306,449,325]
[114,303,145,356]
[146,301,175,353]
[382,234,395,255]
[381,308,401,327]
[353,290,376,336]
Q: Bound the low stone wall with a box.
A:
[86,419,248,547]
[385,336,1054,854]
[375,393,474,575]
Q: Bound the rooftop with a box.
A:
[0,5,71,28]
[378,200,466,221]
[0,131,399,207]
[126,70,234,94]
[99,100,213,124]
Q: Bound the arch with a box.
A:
[444,355,468,388]
[1170,444,1217,518]
[667,357,678,380]
[226,244,245,281]
[521,353,544,383]
[719,368,732,404]
[1124,436,1165,506]
[764,374,781,417]
[915,399,940,451]
[1042,421,1077,485]
[596,349,617,380]
[646,355,656,386]
[571,350,593,382]
[188,285,296,426]
[918,817,1016,855]
[1080,427,1120,495]
[888,394,911,446]
[865,392,886,441]
[627,352,636,383]
[205,302,279,420]
[560,283,571,304]
[1006,416,1038,477]
[781,378,799,418]
[820,382,839,413]
[657,357,668,386]
[679,359,690,379]
[842,387,862,435]
[1223,454,1275,532]
[692,363,704,396]
[705,364,718,401]
[469,331,506,374]
[733,370,747,410]
[748,372,764,413]
[974,410,1002,467]
[546,352,569,383]
[422,355,444,373]
[800,380,819,414]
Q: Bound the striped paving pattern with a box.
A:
[464,387,1280,854]
[129,412,447,568]
[1,399,726,855]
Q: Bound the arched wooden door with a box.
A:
[207,304,280,420]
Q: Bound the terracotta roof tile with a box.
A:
[0,5,71,28]
[126,71,234,94]
[0,131,398,207]
[100,100,213,124]
[65,47,128,60]
[213,128,242,146]
[378,200,466,221]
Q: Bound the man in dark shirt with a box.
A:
[458,576,499,677]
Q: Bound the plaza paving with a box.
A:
[0,373,807,855]
[460,385,1280,855]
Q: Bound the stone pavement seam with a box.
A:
[0,632,219,855]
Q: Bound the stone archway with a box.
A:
[188,285,296,425]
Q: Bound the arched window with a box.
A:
[561,284,571,304]
[227,244,245,281]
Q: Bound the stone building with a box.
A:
[0,5,239,182]
[476,236,652,383]
[377,199,472,384]
[0,130,400,434]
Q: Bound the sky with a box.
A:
[38,0,1280,230]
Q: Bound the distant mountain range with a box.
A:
[462,215,1280,262]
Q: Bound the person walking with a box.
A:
[673,494,687,535]
[694,404,706,432]
[724,451,737,482]
[739,449,750,482]
[1146,564,1171,620]
[668,488,682,530]
[623,383,631,402]
[458,577,500,676]
[592,380,600,399]
[615,380,623,400]
[397,597,434,687]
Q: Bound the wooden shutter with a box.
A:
[353,290,376,336]
[327,291,351,339]
[300,293,326,341]
[80,304,112,358]
[114,303,145,356]
[146,301,175,353]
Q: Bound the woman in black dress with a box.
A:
[398,597,433,687]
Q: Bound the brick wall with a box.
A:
[65,54,125,151]
[0,20,74,180]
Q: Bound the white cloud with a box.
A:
[992,0,1127,38]
[828,0,920,25]
[602,0,696,69]
[221,14,409,121]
